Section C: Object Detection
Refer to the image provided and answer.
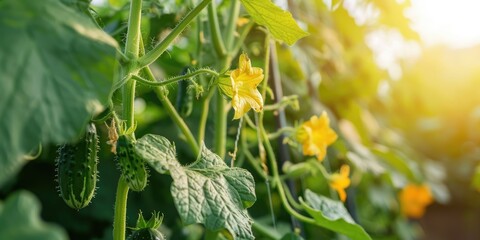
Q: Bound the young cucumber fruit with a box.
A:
[56,122,99,210]
[116,135,148,191]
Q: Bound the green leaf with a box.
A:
[300,189,372,240]
[0,191,68,240]
[135,134,257,239]
[0,0,118,186]
[60,0,92,13]
[240,0,309,45]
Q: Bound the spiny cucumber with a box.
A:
[116,135,148,191]
[56,122,99,210]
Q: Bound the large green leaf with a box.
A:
[60,0,91,13]
[0,0,118,186]
[135,134,257,240]
[300,189,371,240]
[0,191,68,240]
[240,0,309,45]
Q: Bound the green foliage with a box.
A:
[0,0,452,239]
[135,134,256,239]
[0,0,117,186]
[0,191,68,240]
[300,190,371,240]
[240,0,309,45]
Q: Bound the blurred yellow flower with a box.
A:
[218,53,264,119]
[329,165,351,202]
[296,111,338,161]
[399,184,433,218]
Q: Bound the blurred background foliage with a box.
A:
[2,0,480,239]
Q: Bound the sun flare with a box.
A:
[409,0,480,48]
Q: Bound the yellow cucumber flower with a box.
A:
[329,165,351,202]
[399,184,433,218]
[218,53,264,119]
[296,111,338,161]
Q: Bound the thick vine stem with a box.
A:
[114,1,142,239]
[209,0,229,158]
[224,0,241,49]
[208,1,227,57]
[137,0,213,69]
[124,0,142,59]
[113,177,130,240]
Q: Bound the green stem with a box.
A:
[212,0,243,158]
[123,79,136,128]
[224,0,241,49]
[124,0,143,60]
[243,114,258,130]
[142,67,200,155]
[113,1,143,239]
[263,95,299,111]
[113,178,130,240]
[231,20,255,56]
[255,36,316,225]
[267,127,296,140]
[260,36,271,101]
[137,0,212,69]
[260,127,316,225]
[130,68,218,87]
[214,92,227,158]
[208,1,227,57]
[283,182,303,209]
[252,221,282,239]
[197,87,216,145]
[242,134,269,180]
[157,91,200,155]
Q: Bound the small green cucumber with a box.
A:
[116,135,148,191]
[175,78,194,117]
[56,122,99,210]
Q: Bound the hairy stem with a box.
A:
[137,0,212,69]
[130,68,218,87]
[114,1,142,239]
[124,0,142,60]
[113,178,130,240]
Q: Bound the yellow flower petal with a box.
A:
[399,184,433,218]
[217,53,264,119]
[296,111,338,161]
[329,165,351,202]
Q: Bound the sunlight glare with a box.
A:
[408,0,480,48]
